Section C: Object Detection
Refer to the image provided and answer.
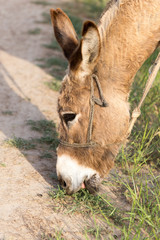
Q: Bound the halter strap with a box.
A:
[59,52,160,148]
[60,74,108,148]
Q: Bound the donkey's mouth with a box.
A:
[83,174,101,194]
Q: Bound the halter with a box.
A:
[59,52,160,148]
[59,74,108,148]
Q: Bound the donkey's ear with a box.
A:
[81,21,101,68]
[50,8,79,61]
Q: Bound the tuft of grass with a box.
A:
[4,120,58,152]
[45,79,61,91]
[1,111,13,116]
[49,187,124,227]
[77,0,107,18]
[28,28,41,35]
[41,231,64,240]
[32,1,52,6]
[119,172,160,239]
[117,126,160,170]
[0,162,6,167]
[40,1,159,239]
[40,151,52,159]
[40,57,67,69]
[27,119,59,149]
[27,119,56,132]
[5,137,36,150]
[43,41,61,51]
[39,57,67,81]
[40,12,51,24]
[116,126,160,239]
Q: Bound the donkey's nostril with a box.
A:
[59,178,67,188]
[62,180,67,188]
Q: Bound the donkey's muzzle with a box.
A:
[84,174,101,194]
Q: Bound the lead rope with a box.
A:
[127,52,160,137]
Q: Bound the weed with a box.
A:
[54,230,65,240]
[5,137,36,150]
[40,151,52,159]
[43,41,61,51]
[27,119,56,132]
[117,126,160,170]
[1,111,13,115]
[27,119,59,149]
[32,0,52,6]
[0,162,6,167]
[28,28,41,35]
[49,187,124,226]
[77,0,107,19]
[119,171,160,239]
[39,56,67,81]
[45,79,61,91]
[41,1,160,239]
[41,231,64,240]
[41,12,51,24]
[40,57,67,70]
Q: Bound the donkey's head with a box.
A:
[50,9,128,194]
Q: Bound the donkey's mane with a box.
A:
[98,0,120,34]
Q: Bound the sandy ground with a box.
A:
[0,0,73,239]
[0,1,130,239]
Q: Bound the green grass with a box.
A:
[45,79,61,91]
[121,175,160,239]
[43,41,61,51]
[77,0,107,19]
[32,0,52,6]
[0,162,6,167]
[41,231,64,240]
[5,120,59,152]
[39,0,160,239]
[1,111,13,115]
[27,119,56,132]
[5,137,36,150]
[41,12,51,24]
[39,57,67,69]
[38,56,67,82]
[28,28,41,35]
[40,151,53,159]
[49,186,124,229]
[27,119,59,149]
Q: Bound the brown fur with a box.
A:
[51,0,160,176]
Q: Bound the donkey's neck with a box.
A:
[97,0,160,95]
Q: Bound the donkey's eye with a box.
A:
[62,113,76,126]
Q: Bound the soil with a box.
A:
[0,1,129,239]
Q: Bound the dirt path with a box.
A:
[0,1,130,239]
[0,0,77,239]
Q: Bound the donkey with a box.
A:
[50,0,160,194]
